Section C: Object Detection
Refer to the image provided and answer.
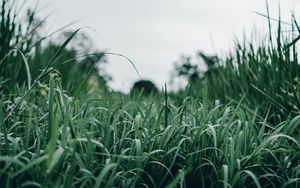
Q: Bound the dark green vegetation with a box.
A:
[131,80,159,95]
[1,1,300,187]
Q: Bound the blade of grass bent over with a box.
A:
[4,29,82,122]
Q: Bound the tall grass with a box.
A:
[0,0,107,94]
[0,0,41,88]
[190,15,300,124]
[1,85,300,187]
[0,0,300,187]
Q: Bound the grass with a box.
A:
[1,86,300,187]
[184,14,300,125]
[0,0,300,187]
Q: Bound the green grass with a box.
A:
[1,85,300,187]
[184,15,300,125]
[0,0,300,187]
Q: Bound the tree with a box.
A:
[170,52,219,85]
[172,56,201,83]
[131,80,158,95]
[197,52,219,76]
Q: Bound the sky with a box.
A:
[28,0,299,92]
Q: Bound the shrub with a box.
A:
[131,79,159,95]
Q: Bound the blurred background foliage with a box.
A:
[0,0,109,95]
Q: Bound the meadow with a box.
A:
[0,1,300,187]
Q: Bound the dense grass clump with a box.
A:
[1,84,300,187]
[176,20,300,124]
[202,39,300,123]
[0,1,300,187]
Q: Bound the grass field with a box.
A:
[0,1,300,187]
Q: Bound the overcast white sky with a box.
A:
[30,0,299,92]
